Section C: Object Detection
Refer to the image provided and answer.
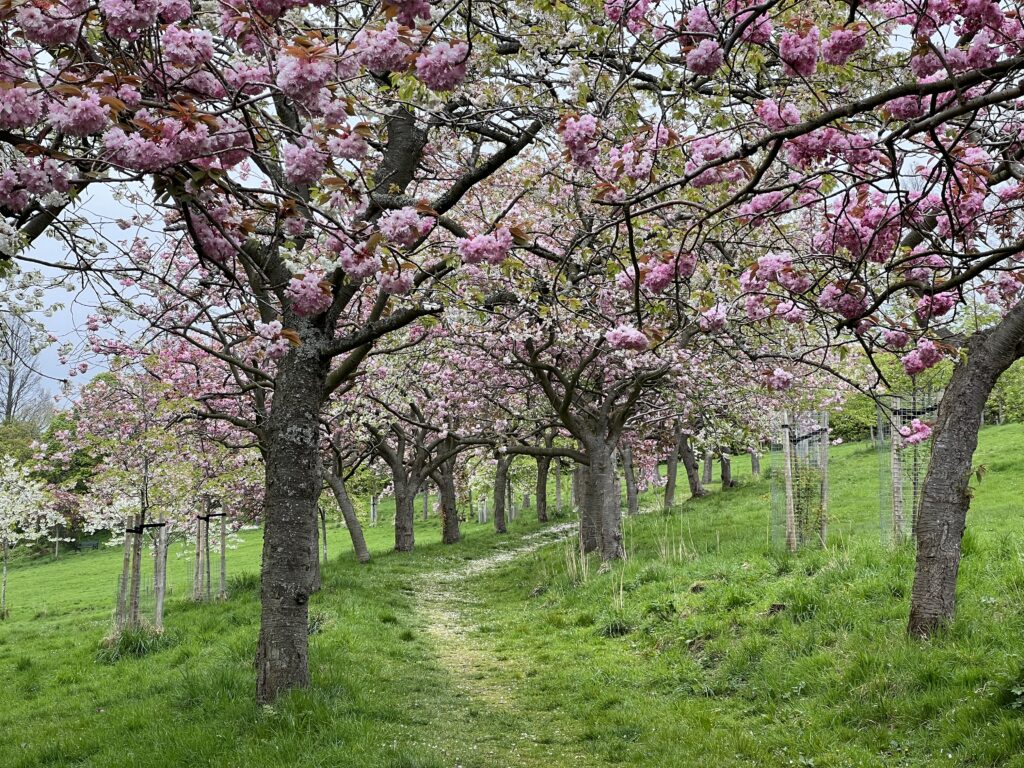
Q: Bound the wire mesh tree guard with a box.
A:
[876,390,940,545]
[771,411,830,551]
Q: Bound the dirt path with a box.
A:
[413,523,594,767]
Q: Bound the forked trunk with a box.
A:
[325,473,371,563]
[908,301,1024,636]
[255,343,326,705]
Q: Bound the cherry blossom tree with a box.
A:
[0,454,58,619]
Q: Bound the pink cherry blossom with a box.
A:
[457,228,514,265]
[686,40,724,75]
[900,418,933,445]
[779,26,819,77]
[286,269,333,316]
[283,141,327,186]
[378,207,434,248]
[606,324,648,350]
[560,114,600,168]
[415,42,469,91]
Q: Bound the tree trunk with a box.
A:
[255,344,325,705]
[572,463,581,513]
[818,413,829,547]
[908,303,1024,637]
[319,506,328,565]
[555,461,562,513]
[205,513,213,601]
[750,449,761,478]
[325,473,371,563]
[127,515,144,629]
[493,456,509,534]
[115,516,134,629]
[192,516,204,600]
[370,494,379,526]
[422,486,429,521]
[153,523,169,631]
[720,453,734,490]
[585,439,623,561]
[664,424,680,510]
[220,513,228,599]
[1,540,8,619]
[622,445,639,516]
[393,475,416,552]
[535,456,550,523]
[578,463,600,553]
[437,460,460,544]
[702,450,713,484]
[680,434,706,498]
[783,411,798,553]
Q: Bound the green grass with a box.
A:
[2,427,1024,766]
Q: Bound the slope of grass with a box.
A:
[460,425,1024,767]
[0,426,1022,767]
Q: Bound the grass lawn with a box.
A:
[1,426,1023,766]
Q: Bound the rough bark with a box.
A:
[255,343,325,705]
[325,473,371,563]
[493,455,509,534]
[720,453,734,490]
[622,445,639,516]
[535,455,550,523]
[680,434,706,499]
[908,302,1024,637]
[436,460,461,544]
[393,476,416,552]
[578,463,600,554]
[585,439,623,560]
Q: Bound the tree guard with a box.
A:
[876,391,940,544]
[771,411,830,551]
